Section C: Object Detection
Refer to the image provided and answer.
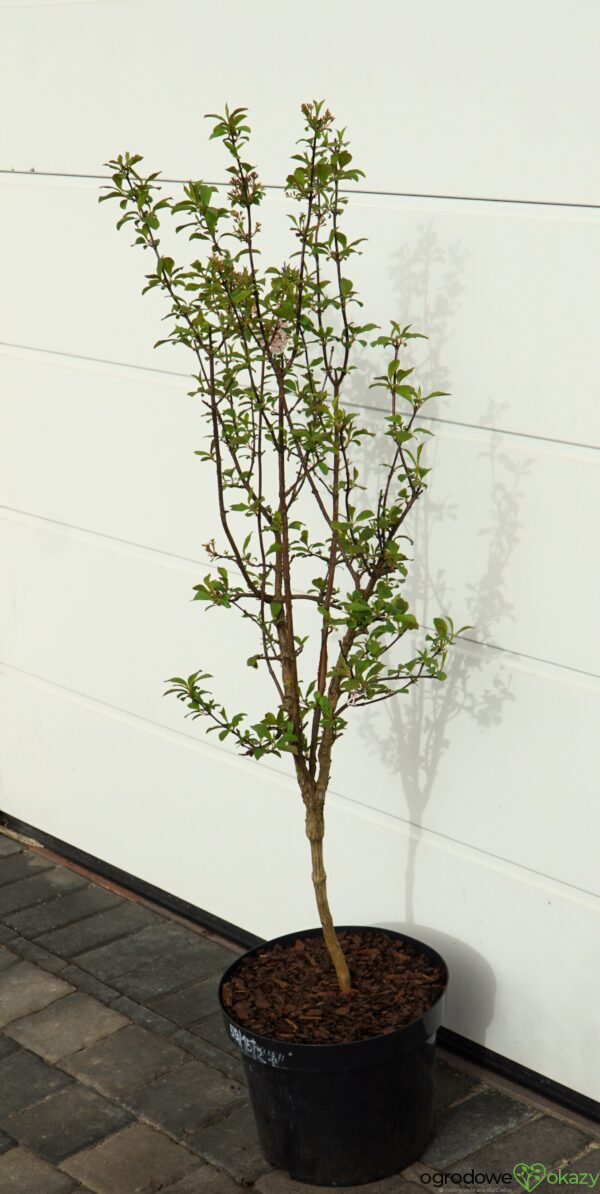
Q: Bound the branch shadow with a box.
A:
[342,220,534,1034]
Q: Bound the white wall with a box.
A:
[1,0,599,1100]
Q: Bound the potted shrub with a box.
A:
[101,101,463,1185]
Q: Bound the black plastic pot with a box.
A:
[218,925,448,1186]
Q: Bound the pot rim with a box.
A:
[218,923,449,1067]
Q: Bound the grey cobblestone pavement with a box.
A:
[0,829,597,1193]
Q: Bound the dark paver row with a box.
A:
[6,880,121,937]
[0,863,87,916]
[0,828,596,1194]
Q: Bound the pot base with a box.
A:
[248,1038,436,1185]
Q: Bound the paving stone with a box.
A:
[162,1168,244,1193]
[422,1088,536,1168]
[0,1048,73,1119]
[191,1012,238,1057]
[5,990,129,1062]
[0,866,87,915]
[61,963,123,1003]
[61,1024,187,1097]
[255,1171,404,1192]
[0,834,23,857]
[36,900,160,958]
[0,1145,79,1193]
[7,936,68,972]
[5,1081,132,1163]
[0,960,73,1026]
[5,881,121,937]
[171,1028,245,1084]
[124,1058,246,1139]
[77,921,232,1002]
[0,850,54,886]
[187,1101,271,1183]
[116,942,234,1004]
[61,1122,202,1193]
[0,925,17,944]
[0,1034,18,1059]
[150,975,221,1027]
[460,1112,593,1171]
[69,921,188,982]
[111,993,179,1035]
[0,945,18,972]
[435,1059,480,1112]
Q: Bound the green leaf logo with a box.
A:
[514,1163,546,1191]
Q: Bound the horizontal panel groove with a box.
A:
[351,402,600,455]
[3,502,600,686]
[0,340,189,381]
[3,341,599,455]
[2,168,600,212]
[460,634,600,685]
[2,660,598,905]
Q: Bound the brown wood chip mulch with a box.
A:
[222,929,445,1045]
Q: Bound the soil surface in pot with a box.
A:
[221,929,445,1044]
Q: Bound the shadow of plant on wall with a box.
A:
[368,407,532,1040]
[388,219,466,401]
[345,220,532,921]
[364,404,532,918]
[329,219,533,1036]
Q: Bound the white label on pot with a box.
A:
[229,1025,287,1067]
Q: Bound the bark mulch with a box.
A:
[222,928,446,1044]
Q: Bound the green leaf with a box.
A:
[103,108,459,756]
